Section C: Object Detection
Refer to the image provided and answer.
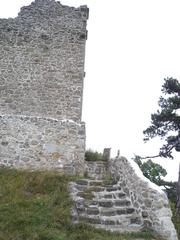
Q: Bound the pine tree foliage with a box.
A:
[143,78,180,158]
[133,155,176,202]
[133,155,167,185]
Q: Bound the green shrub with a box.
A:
[85,149,105,161]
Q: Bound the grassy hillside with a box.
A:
[0,168,165,240]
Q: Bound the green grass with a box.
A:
[0,168,159,240]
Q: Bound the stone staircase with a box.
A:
[69,178,143,232]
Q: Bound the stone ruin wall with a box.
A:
[0,1,178,238]
[0,0,88,174]
[109,157,178,240]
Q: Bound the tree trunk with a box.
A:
[177,163,180,218]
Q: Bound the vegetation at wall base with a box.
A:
[85,149,106,161]
[0,167,160,240]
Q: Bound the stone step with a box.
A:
[80,216,101,225]
[76,203,136,217]
[130,216,142,225]
[100,208,116,216]
[100,207,135,216]
[98,199,131,208]
[98,200,114,208]
[80,215,142,227]
[75,179,104,189]
[89,180,104,186]
[74,184,89,191]
[114,199,131,207]
[94,191,126,199]
[92,223,143,232]
[87,200,99,207]
[86,207,99,215]
[75,189,127,201]
[101,193,114,199]
[117,207,135,215]
[82,197,132,207]
[92,186,106,192]
[70,177,144,234]
[76,179,89,186]
[117,192,126,198]
[105,186,121,192]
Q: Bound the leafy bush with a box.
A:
[85,149,105,161]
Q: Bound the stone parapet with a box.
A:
[109,157,178,240]
[0,115,85,175]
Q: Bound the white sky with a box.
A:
[0,0,179,181]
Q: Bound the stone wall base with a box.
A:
[0,115,85,175]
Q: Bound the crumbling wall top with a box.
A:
[17,0,89,21]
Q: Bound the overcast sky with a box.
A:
[0,0,179,181]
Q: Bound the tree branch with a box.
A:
[139,154,160,160]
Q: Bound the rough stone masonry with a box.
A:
[0,0,88,174]
[71,157,178,240]
[0,1,178,239]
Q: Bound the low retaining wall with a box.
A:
[85,161,108,179]
[109,157,178,240]
[0,115,85,175]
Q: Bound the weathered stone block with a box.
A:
[114,200,131,207]
[126,208,135,214]
[144,199,152,208]
[142,211,148,218]
[89,180,103,186]
[143,219,152,228]
[116,209,126,215]
[103,219,116,225]
[83,217,101,225]
[106,186,118,192]
[118,192,126,198]
[76,179,89,186]
[103,194,113,199]
[86,207,99,215]
[130,217,142,225]
[101,209,116,216]
[99,201,113,208]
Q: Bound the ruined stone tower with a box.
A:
[0,0,89,174]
